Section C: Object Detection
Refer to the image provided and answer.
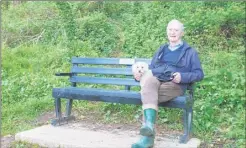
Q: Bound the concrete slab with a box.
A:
[15,124,200,148]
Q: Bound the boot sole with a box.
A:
[131,144,154,148]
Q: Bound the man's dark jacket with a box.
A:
[149,41,204,92]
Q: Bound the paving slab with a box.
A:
[15,124,200,148]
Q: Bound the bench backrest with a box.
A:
[70,57,151,87]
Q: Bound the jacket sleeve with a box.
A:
[180,51,204,83]
[149,45,164,69]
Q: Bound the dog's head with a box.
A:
[132,62,149,74]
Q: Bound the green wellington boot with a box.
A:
[131,135,155,148]
[140,109,157,136]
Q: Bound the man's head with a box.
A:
[166,19,184,44]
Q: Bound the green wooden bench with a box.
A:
[52,57,195,143]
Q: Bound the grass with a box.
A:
[11,141,46,148]
[1,44,69,135]
[2,43,245,147]
[1,97,53,135]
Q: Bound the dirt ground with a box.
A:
[1,110,183,148]
[1,111,55,148]
[1,135,15,148]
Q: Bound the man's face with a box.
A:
[167,22,184,43]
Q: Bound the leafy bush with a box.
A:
[77,12,120,55]
[1,1,245,147]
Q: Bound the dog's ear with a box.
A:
[142,62,149,71]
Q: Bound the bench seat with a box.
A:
[52,87,192,109]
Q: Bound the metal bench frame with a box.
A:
[51,57,194,143]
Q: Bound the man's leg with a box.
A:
[132,71,160,148]
[158,81,183,103]
[140,71,160,136]
[158,82,187,143]
[140,71,161,111]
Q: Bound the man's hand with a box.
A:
[172,72,181,83]
[134,72,142,81]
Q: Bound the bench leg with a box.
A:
[51,98,75,126]
[51,98,62,126]
[55,98,62,119]
[179,108,193,144]
[65,99,73,117]
[65,99,75,121]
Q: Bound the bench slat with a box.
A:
[72,57,151,65]
[70,76,140,86]
[72,67,133,75]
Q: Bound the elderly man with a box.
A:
[132,19,204,148]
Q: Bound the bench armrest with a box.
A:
[55,72,72,76]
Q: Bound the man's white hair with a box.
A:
[167,19,184,32]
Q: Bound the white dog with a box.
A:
[132,62,149,81]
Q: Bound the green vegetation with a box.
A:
[10,141,44,148]
[2,1,245,147]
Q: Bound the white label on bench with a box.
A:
[119,59,135,64]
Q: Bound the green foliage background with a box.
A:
[1,1,245,147]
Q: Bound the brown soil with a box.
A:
[1,110,182,148]
[1,135,15,148]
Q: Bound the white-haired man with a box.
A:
[132,19,204,148]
